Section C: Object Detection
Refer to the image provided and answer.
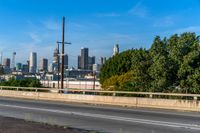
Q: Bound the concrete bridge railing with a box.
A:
[0,86,200,112]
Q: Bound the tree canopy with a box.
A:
[100,32,200,93]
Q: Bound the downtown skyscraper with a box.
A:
[29,52,37,73]
[40,58,48,72]
[64,54,68,69]
[80,48,89,70]
[77,48,95,70]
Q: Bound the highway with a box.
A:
[0,97,199,133]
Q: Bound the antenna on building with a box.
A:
[12,52,16,70]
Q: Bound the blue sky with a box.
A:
[1,0,200,67]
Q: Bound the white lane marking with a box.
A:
[0,103,199,130]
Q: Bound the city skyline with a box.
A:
[0,46,101,71]
[1,0,200,67]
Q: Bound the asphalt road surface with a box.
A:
[0,96,199,133]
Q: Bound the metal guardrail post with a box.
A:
[194,96,198,100]
[113,92,116,96]
[149,94,153,98]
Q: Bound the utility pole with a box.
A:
[93,71,96,90]
[57,17,71,90]
[61,17,65,90]
[57,42,60,89]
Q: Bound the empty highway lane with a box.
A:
[0,97,199,133]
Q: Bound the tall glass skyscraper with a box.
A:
[80,48,89,70]
[29,52,37,73]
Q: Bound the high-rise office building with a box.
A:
[77,55,81,69]
[40,58,48,72]
[113,44,119,56]
[29,52,37,73]
[53,48,59,64]
[16,63,22,71]
[27,60,30,71]
[3,58,11,68]
[64,54,68,69]
[80,48,89,70]
[100,57,107,65]
[88,56,95,70]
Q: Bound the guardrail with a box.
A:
[0,86,200,100]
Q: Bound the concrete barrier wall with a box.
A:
[0,90,199,112]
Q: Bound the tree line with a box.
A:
[100,32,200,93]
[0,78,42,87]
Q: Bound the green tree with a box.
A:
[149,36,167,57]
[177,37,200,93]
[100,50,133,84]
[148,55,177,92]
[130,48,152,91]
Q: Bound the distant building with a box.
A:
[40,58,48,72]
[92,64,101,72]
[48,63,53,73]
[0,52,2,65]
[0,65,4,75]
[88,56,95,70]
[16,63,22,71]
[113,44,119,56]
[29,52,37,73]
[100,57,107,65]
[27,60,30,72]
[3,58,11,74]
[77,48,96,70]
[64,54,68,69]
[53,48,59,64]
[22,64,29,73]
[48,63,58,73]
[66,68,94,79]
[77,55,81,69]
[80,48,89,70]
[3,58,11,68]
[12,52,16,70]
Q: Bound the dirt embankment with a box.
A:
[0,116,96,133]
